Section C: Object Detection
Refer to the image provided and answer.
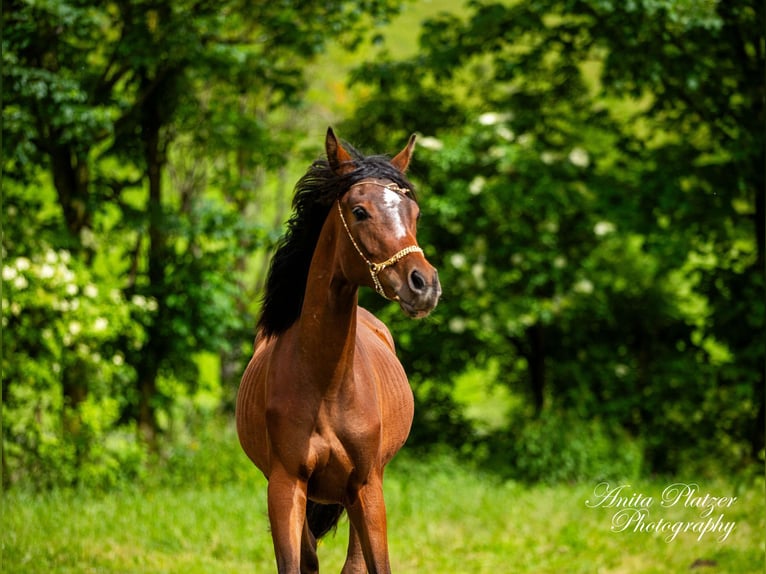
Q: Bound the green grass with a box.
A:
[4,454,764,573]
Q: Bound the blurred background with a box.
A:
[3,0,763,496]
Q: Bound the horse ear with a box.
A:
[326,127,355,175]
[391,133,417,173]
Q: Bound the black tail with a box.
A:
[306,500,345,539]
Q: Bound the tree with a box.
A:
[2,0,405,484]
[343,0,764,473]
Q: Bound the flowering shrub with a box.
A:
[3,250,148,488]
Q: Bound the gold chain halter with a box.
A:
[336,181,423,301]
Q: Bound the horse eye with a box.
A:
[352,206,369,221]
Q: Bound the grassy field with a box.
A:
[4,452,763,573]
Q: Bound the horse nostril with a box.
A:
[409,269,427,292]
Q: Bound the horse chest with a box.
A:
[305,411,379,503]
[306,370,412,502]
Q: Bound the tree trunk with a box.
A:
[50,143,92,243]
[49,143,94,435]
[136,76,168,447]
[526,323,546,413]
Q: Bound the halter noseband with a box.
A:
[336,181,423,301]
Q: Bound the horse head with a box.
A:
[327,128,441,318]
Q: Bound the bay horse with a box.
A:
[236,128,441,573]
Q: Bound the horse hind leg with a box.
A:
[300,520,319,574]
[301,501,345,574]
[341,523,366,574]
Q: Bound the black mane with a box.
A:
[257,144,416,337]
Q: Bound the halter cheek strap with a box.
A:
[336,198,423,301]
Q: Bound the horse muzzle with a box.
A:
[397,267,441,318]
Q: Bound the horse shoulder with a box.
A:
[357,306,396,352]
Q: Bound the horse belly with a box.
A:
[356,327,415,465]
[236,337,272,475]
[377,360,415,463]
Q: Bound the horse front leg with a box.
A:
[267,466,308,574]
[345,472,392,574]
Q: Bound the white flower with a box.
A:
[146,298,158,312]
[62,268,76,283]
[497,126,515,141]
[93,317,109,332]
[132,294,147,308]
[113,353,125,366]
[13,275,28,290]
[553,256,567,269]
[594,221,616,236]
[39,264,56,279]
[541,151,557,165]
[84,284,98,298]
[80,228,96,248]
[574,279,594,295]
[517,133,533,147]
[478,112,508,126]
[542,220,558,233]
[568,147,590,168]
[45,250,58,264]
[489,146,506,159]
[15,257,31,271]
[66,283,78,296]
[471,263,485,284]
[418,136,444,151]
[450,253,467,269]
[449,317,466,334]
[2,266,17,281]
[69,321,82,335]
[469,176,486,196]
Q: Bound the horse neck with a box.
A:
[296,210,358,388]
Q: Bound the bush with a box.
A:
[2,249,148,490]
[151,412,258,489]
[485,412,644,484]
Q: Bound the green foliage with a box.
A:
[495,414,644,484]
[346,0,764,476]
[2,0,762,490]
[2,0,410,487]
[150,414,256,489]
[2,248,146,489]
